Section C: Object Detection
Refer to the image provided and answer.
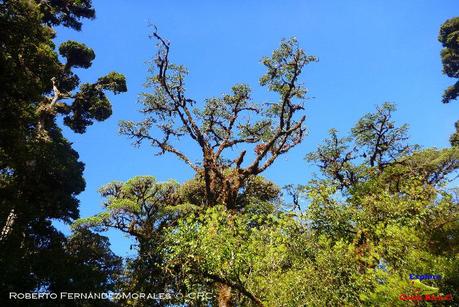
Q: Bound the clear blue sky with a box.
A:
[54,0,458,256]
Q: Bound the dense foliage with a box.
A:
[78,103,459,306]
[440,17,459,104]
[439,17,459,146]
[0,0,126,303]
[162,105,459,306]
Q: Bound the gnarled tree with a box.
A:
[120,30,316,211]
[307,103,414,190]
[118,30,316,306]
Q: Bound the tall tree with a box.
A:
[438,17,459,145]
[0,0,126,298]
[439,17,459,104]
[120,30,316,210]
[119,30,315,305]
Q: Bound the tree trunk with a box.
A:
[217,283,232,307]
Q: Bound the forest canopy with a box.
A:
[0,1,458,306]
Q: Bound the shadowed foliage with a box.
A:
[0,0,126,302]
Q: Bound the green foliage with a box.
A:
[74,176,182,234]
[0,0,126,299]
[39,0,96,31]
[450,120,459,146]
[61,70,127,133]
[74,175,282,305]
[74,176,187,304]
[163,156,458,306]
[439,16,459,146]
[260,37,317,98]
[163,205,294,306]
[159,104,459,306]
[307,103,415,190]
[59,40,95,69]
[351,102,410,166]
[98,72,128,94]
[439,17,459,104]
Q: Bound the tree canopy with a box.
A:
[120,30,316,210]
[0,0,126,302]
[75,29,459,306]
[439,17,459,146]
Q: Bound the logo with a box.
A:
[399,275,453,302]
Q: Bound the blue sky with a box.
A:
[54,0,458,256]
